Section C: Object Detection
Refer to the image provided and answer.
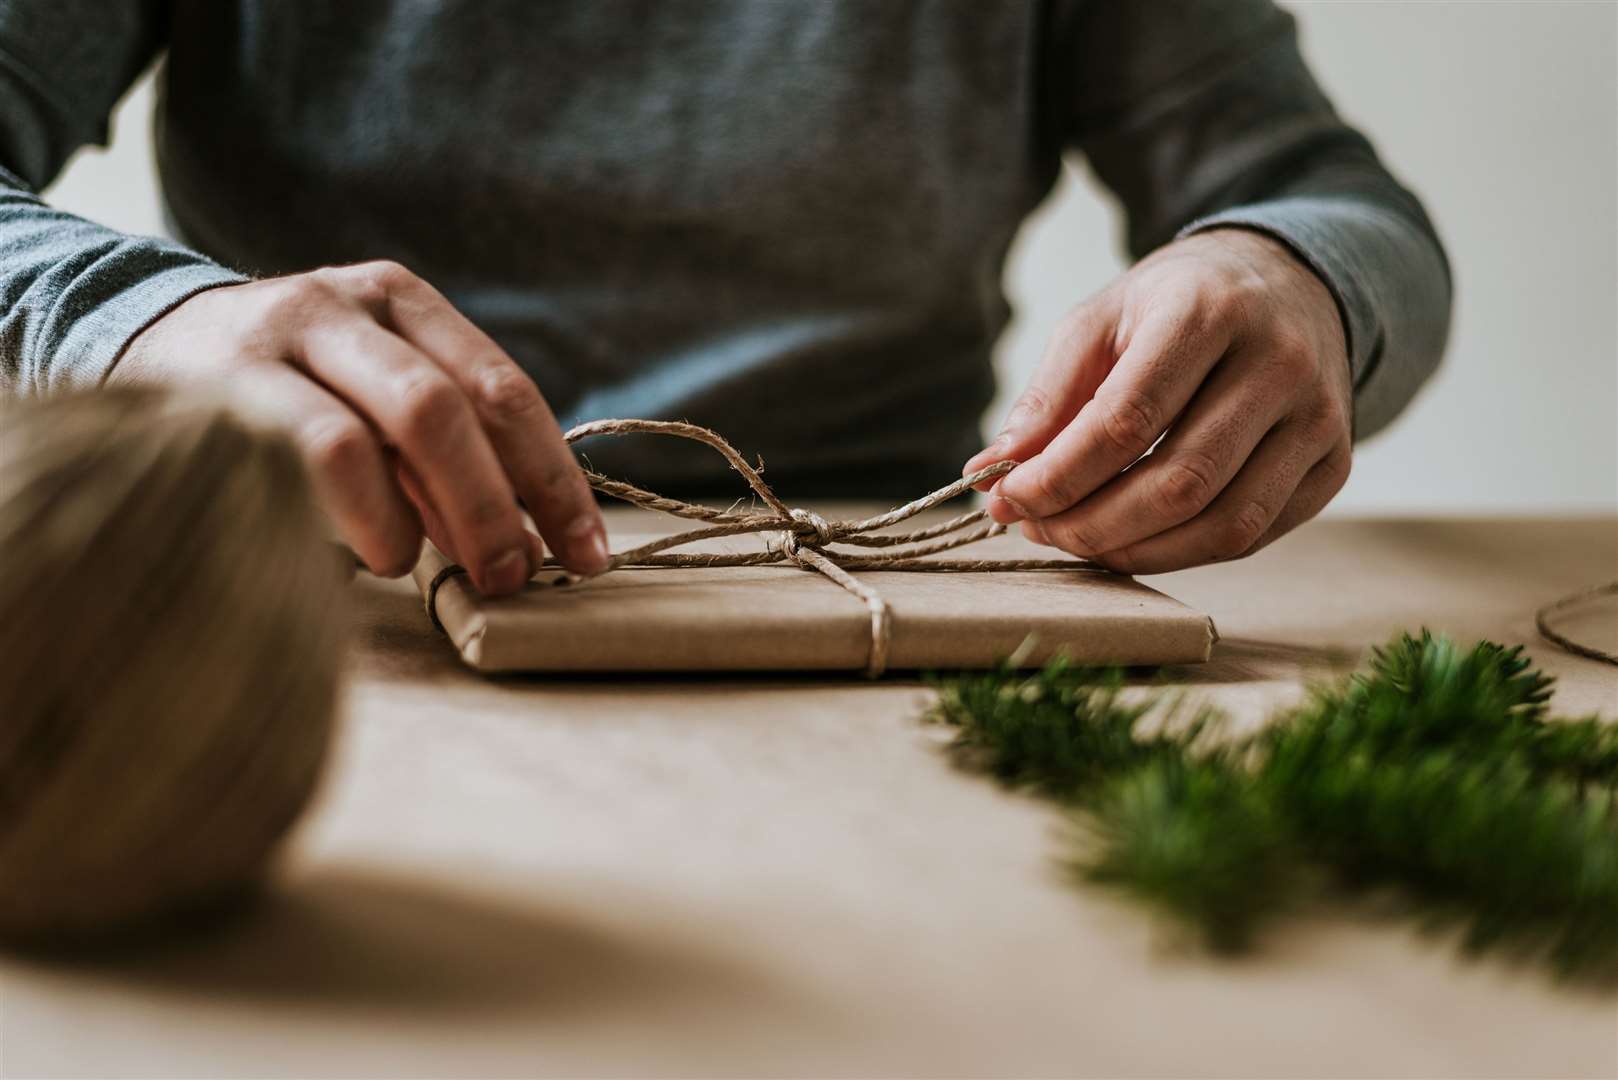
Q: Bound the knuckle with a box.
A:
[1069,523,1113,558]
[1175,279,1244,339]
[1217,500,1272,559]
[1298,398,1351,445]
[1219,264,1268,323]
[354,258,415,290]
[1022,466,1077,515]
[464,493,516,532]
[260,274,334,323]
[299,415,375,479]
[394,372,467,443]
[1266,332,1316,380]
[1311,410,1347,447]
[1052,305,1098,351]
[532,460,581,502]
[330,259,416,308]
[1004,386,1054,435]
[1047,516,1110,558]
[1097,546,1137,574]
[1188,283,1231,330]
[1054,305,1088,339]
[1323,398,1353,441]
[368,532,423,579]
[1321,447,1353,493]
[1095,390,1160,460]
[1153,451,1221,519]
[1015,385,1053,420]
[475,364,545,423]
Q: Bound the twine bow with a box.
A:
[535,419,1098,676]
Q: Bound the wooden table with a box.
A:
[4,517,1615,1078]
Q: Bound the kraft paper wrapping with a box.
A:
[412,526,1216,674]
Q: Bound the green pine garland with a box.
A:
[928,631,1618,981]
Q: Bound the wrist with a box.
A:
[106,279,248,387]
[1187,225,1351,370]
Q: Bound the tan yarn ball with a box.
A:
[0,386,346,941]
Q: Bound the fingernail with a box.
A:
[567,515,611,573]
[988,480,1031,522]
[481,547,531,594]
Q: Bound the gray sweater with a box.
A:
[0,0,1449,497]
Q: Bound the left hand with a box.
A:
[965,228,1354,573]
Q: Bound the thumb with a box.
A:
[963,296,1121,490]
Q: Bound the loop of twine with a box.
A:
[531,419,1102,677]
[1535,580,1618,667]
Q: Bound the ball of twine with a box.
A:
[0,386,346,942]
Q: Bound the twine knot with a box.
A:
[771,507,835,562]
[535,419,1098,677]
[790,508,835,546]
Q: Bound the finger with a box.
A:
[396,457,546,572]
[964,296,1121,488]
[397,457,546,573]
[992,299,1234,523]
[394,458,456,562]
[1092,429,1346,575]
[297,314,532,596]
[358,263,609,574]
[243,366,422,577]
[1026,348,1295,556]
[1246,441,1353,555]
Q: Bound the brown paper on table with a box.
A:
[413,529,1215,674]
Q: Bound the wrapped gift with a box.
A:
[414,528,1214,675]
[413,419,1217,676]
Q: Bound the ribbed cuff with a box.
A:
[53,246,249,392]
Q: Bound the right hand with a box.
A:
[109,260,609,595]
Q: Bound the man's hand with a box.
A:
[965,229,1354,574]
[110,261,608,595]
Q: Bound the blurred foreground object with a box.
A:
[932,632,1618,982]
[0,386,345,942]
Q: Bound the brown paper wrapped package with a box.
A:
[413,525,1216,674]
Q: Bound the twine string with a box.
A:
[532,419,1102,676]
[1535,580,1618,667]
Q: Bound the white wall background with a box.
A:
[46,1,1618,514]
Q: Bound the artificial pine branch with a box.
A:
[1080,755,1293,953]
[932,662,1183,795]
[927,631,1618,982]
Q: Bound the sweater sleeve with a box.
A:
[1048,0,1453,439]
[0,0,245,396]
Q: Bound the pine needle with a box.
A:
[1081,754,1292,952]
[927,631,1618,982]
